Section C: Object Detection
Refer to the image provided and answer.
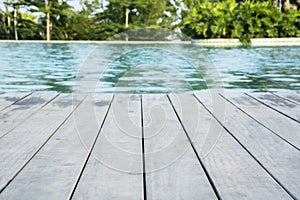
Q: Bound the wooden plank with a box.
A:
[247,92,300,122]
[195,92,300,199]
[170,93,292,199]
[272,92,300,106]
[72,94,143,200]
[143,94,218,199]
[0,92,58,138]
[222,92,300,150]
[0,94,112,199]
[0,92,298,199]
[0,93,30,111]
[0,93,85,193]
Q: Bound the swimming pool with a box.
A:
[0,43,299,93]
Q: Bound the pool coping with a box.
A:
[1,38,300,47]
[191,38,300,47]
[0,40,191,44]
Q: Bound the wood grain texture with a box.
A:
[195,92,300,199]
[272,92,300,106]
[143,94,217,200]
[0,92,299,199]
[247,92,300,122]
[0,92,30,111]
[72,94,143,200]
[171,93,292,200]
[0,93,85,192]
[222,92,300,150]
[0,92,58,138]
[0,94,112,199]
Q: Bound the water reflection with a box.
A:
[0,44,299,93]
[97,47,207,93]
[0,43,93,92]
[206,47,300,91]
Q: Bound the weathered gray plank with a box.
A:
[222,92,300,150]
[170,93,292,199]
[143,94,218,199]
[72,94,143,200]
[0,92,58,138]
[0,93,85,193]
[0,94,112,199]
[272,92,300,106]
[0,92,298,199]
[247,92,300,122]
[195,92,300,199]
[0,92,30,111]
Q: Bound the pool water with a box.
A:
[0,43,299,93]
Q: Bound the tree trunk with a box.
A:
[278,0,283,10]
[190,0,194,9]
[5,0,10,38]
[46,0,51,41]
[125,7,129,28]
[13,0,18,40]
[2,11,8,38]
[283,0,297,10]
[283,0,291,10]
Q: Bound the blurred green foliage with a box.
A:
[0,0,299,42]
[182,0,300,44]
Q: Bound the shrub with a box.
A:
[182,0,300,44]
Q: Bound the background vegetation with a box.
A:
[0,0,299,42]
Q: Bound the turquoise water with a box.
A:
[0,43,299,93]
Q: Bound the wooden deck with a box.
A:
[0,91,299,199]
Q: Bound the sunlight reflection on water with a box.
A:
[0,43,299,93]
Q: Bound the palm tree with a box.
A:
[13,0,18,40]
[4,0,11,37]
[45,0,50,40]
